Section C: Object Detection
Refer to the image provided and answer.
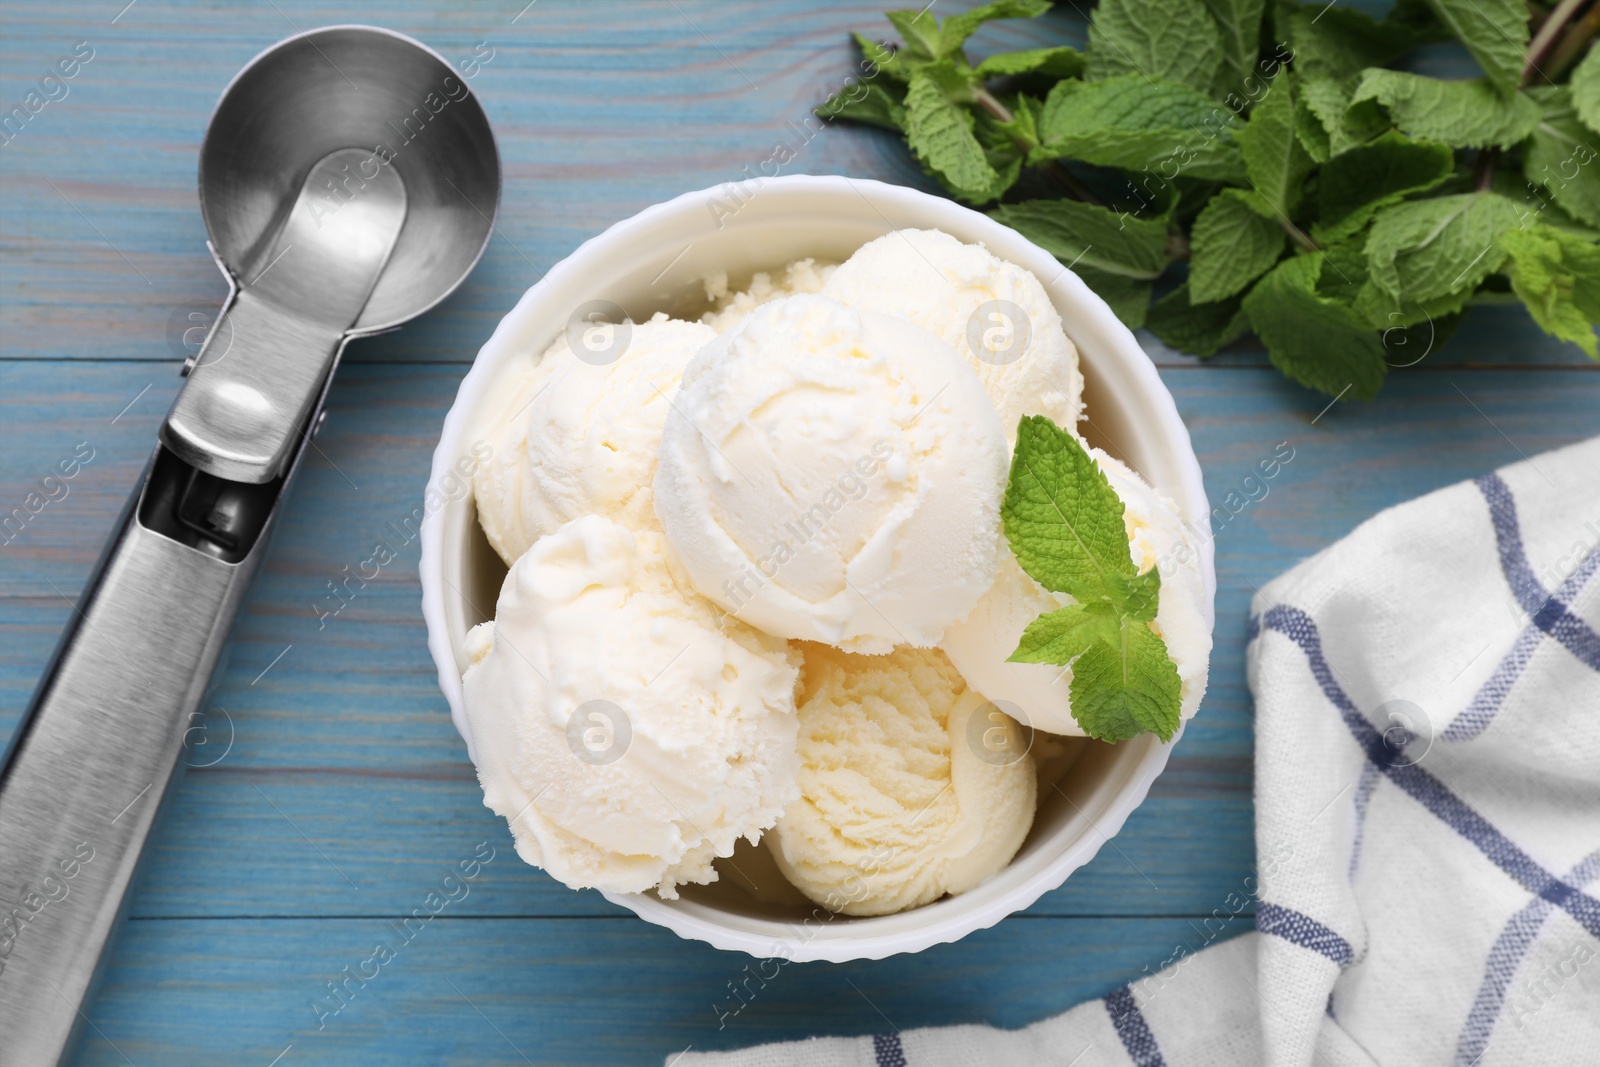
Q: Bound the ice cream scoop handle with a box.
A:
[0,444,284,1065]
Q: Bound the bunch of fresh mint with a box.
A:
[819,0,1600,398]
[1003,415,1182,742]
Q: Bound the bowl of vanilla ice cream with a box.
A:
[420,175,1213,962]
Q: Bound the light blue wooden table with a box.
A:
[1,2,1594,1064]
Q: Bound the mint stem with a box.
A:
[1524,0,1586,83]
[1473,146,1501,191]
[1545,6,1600,81]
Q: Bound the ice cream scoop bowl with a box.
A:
[422,175,1213,962]
[0,26,498,1064]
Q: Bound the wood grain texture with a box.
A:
[75,917,1252,1067]
[1,2,1596,1065]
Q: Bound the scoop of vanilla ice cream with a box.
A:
[700,258,836,333]
[822,228,1083,445]
[462,514,800,898]
[653,294,1008,654]
[765,644,1036,916]
[941,448,1211,737]
[473,315,716,565]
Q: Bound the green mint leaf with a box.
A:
[1281,2,1436,82]
[1242,253,1388,399]
[1145,281,1251,356]
[1523,87,1600,230]
[904,63,1010,203]
[938,0,1054,58]
[1037,74,1247,182]
[1498,225,1600,360]
[1002,415,1136,604]
[1117,565,1163,623]
[1188,188,1287,303]
[1314,133,1455,244]
[1300,75,1391,158]
[1202,0,1267,98]
[975,46,1085,79]
[989,198,1172,279]
[1365,192,1523,305]
[1239,72,1315,217]
[1420,0,1527,97]
[1573,44,1600,136]
[1085,0,1224,96]
[1008,601,1121,664]
[852,32,908,83]
[1350,70,1539,148]
[1074,266,1153,329]
[1067,622,1182,742]
[886,9,943,61]
[818,80,907,130]
[1295,92,1333,163]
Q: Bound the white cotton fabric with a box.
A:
[672,436,1600,1067]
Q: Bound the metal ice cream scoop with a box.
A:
[0,26,499,1063]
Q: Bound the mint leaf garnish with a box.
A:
[1499,225,1600,360]
[1003,415,1135,604]
[1010,601,1122,664]
[1001,416,1183,743]
[1188,188,1287,303]
[1069,622,1183,743]
[1085,0,1224,96]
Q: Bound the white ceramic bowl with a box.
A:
[420,175,1214,962]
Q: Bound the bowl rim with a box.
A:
[419,173,1214,962]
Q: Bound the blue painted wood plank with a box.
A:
[70,916,1252,1066]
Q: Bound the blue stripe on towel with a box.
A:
[1256,902,1355,968]
[1476,474,1548,614]
[1347,761,1383,882]
[1477,476,1600,671]
[1445,543,1600,741]
[1260,606,1600,942]
[1453,849,1600,1067]
[872,1032,906,1067]
[1104,987,1166,1067]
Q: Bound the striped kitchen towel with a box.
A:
[671,435,1600,1067]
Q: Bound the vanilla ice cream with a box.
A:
[473,315,716,565]
[942,448,1211,737]
[700,257,836,333]
[462,514,800,897]
[822,228,1083,445]
[653,293,1008,654]
[766,644,1036,916]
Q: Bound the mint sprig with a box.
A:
[1002,415,1183,743]
[817,0,1600,399]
